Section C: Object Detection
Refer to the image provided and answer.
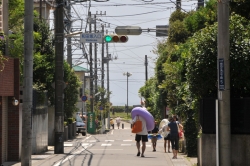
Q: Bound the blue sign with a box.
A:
[99,106,103,110]
[219,58,225,91]
[81,95,87,102]
[80,33,103,43]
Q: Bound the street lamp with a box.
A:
[123,72,132,115]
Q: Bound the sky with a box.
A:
[51,0,200,106]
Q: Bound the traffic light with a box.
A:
[104,35,128,43]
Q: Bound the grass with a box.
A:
[110,112,131,120]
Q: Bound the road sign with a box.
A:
[219,58,225,91]
[80,33,103,43]
[115,26,142,35]
[81,95,88,102]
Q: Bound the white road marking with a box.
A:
[121,144,132,146]
[105,140,114,142]
[123,140,133,142]
[101,144,112,146]
[81,143,90,146]
[88,140,97,143]
[91,149,123,150]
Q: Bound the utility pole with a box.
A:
[197,0,204,10]
[94,14,98,96]
[106,54,110,129]
[101,25,105,93]
[217,0,230,165]
[54,0,64,154]
[89,11,94,113]
[176,0,181,10]
[39,0,42,20]
[145,55,148,81]
[3,0,9,56]
[21,0,34,165]
[66,0,72,68]
[101,24,105,123]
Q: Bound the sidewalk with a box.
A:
[4,120,197,166]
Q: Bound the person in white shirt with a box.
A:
[116,116,121,129]
[132,115,148,157]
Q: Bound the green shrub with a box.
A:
[67,118,74,124]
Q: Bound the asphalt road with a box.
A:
[12,121,196,166]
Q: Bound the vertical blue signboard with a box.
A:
[219,58,225,90]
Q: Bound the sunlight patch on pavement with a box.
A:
[64,143,73,147]
[31,155,51,159]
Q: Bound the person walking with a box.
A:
[151,121,159,152]
[166,115,183,159]
[132,115,148,157]
[164,117,173,153]
[116,116,121,129]
[110,118,114,129]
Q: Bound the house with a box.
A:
[72,65,89,115]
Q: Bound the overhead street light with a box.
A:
[65,31,83,37]
[123,72,132,116]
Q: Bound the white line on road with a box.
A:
[121,144,132,146]
[101,144,112,146]
[87,140,97,143]
[90,149,123,150]
[123,140,133,142]
[105,140,114,142]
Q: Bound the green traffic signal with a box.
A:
[105,35,112,42]
[104,35,128,43]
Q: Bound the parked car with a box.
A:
[76,113,86,136]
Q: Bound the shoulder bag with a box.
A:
[132,116,142,133]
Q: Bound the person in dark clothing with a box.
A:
[164,117,173,153]
[151,121,159,152]
[167,115,183,159]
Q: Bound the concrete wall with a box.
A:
[32,112,48,154]
[31,90,48,154]
[48,107,55,146]
[198,134,250,166]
